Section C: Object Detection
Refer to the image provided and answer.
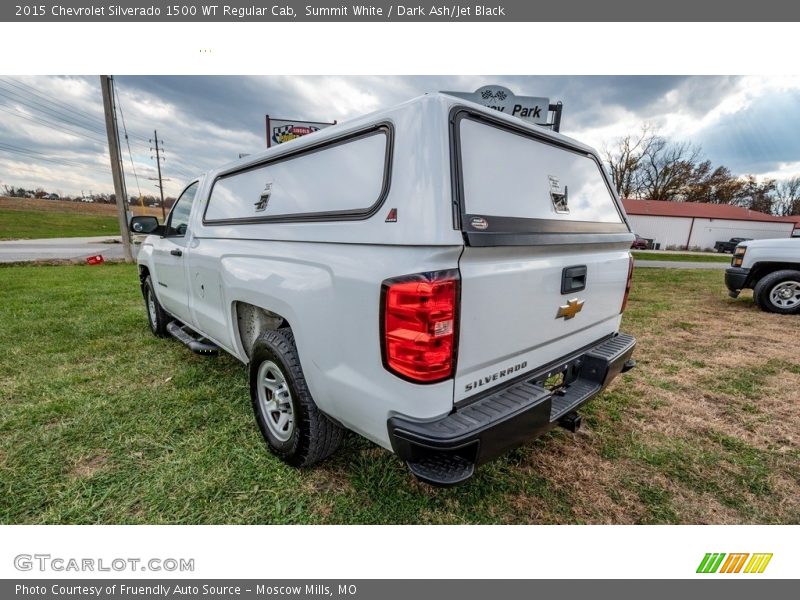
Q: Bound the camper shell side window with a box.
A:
[203,123,393,225]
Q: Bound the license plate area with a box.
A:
[534,356,584,394]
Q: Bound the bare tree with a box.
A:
[685,164,747,205]
[735,175,776,213]
[602,124,657,198]
[637,137,704,201]
[775,176,800,216]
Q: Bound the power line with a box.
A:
[0,85,109,138]
[0,142,111,175]
[114,82,142,198]
[0,103,109,146]
[0,76,151,144]
[150,129,166,220]
[0,76,109,131]
[0,76,194,195]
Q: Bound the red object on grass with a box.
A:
[86,254,105,265]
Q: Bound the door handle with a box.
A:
[170,249,183,257]
[561,265,587,294]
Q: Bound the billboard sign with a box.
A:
[266,116,336,147]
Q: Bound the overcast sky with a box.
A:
[0,75,798,198]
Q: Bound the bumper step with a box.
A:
[166,321,219,356]
[407,453,475,487]
[550,379,600,421]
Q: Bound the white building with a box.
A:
[623,199,800,250]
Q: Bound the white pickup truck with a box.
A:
[129,93,637,486]
[725,237,800,314]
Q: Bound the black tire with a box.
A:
[143,276,169,336]
[249,329,344,467]
[753,270,800,315]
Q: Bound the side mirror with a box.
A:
[130,215,161,235]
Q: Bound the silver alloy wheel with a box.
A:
[147,289,157,326]
[257,360,294,442]
[769,280,800,309]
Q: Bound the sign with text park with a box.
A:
[442,85,550,125]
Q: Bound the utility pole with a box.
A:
[100,75,133,263]
[151,130,166,221]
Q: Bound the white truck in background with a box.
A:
[726,238,800,314]
[129,93,637,486]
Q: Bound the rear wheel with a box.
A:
[753,270,800,315]
[143,276,169,336]
[249,329,344,467]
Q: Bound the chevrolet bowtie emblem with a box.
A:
[556,298,585,320]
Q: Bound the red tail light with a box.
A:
[381,270,459,383]
[621,255,634,313]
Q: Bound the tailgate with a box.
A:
[451,108,633,402]
[455,245,630,402]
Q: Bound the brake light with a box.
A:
[621,255,634,313]
[381,270,459,383]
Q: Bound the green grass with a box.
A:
[0,264,797,524]
[632,251,731,263]
[0,208,119,240]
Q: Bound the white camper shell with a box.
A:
[131,93,637,486]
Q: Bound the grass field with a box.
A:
[632,251,731,263]
[1,264,798,524]
[0,208,120,240]
[0,197,161,240]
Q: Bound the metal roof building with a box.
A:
[622,199,800,250]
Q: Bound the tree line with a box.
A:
[2,185,177,209]
[603,125,800,216]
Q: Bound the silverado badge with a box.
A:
[556,298,584,320]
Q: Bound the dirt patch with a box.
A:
[304,467,353,495]
[70,452,111,478]
[510,434,649,524]
[0,197,161,218]
[0,258,129,268]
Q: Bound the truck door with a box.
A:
[150,181,199,323]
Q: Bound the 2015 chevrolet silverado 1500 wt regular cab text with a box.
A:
[129,94,637,486]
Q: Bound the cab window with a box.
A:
[166,182,199,237]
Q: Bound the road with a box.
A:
[0,236,138,263]
[0,237,727,269]
[635,260,728,269]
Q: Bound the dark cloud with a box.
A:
[695,87,800,175]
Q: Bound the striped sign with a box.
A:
[697,553,773,574]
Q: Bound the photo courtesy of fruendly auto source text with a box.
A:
[0,0,798,595]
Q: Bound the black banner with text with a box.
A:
[4,0,800,22]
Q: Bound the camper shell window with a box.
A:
[203,124,392,224]
[451,109,631,246]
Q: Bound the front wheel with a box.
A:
[753,270,800,315]
[143,276,169,336]
[249,329,344,467]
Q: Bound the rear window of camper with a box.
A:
[458,117,623,224]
